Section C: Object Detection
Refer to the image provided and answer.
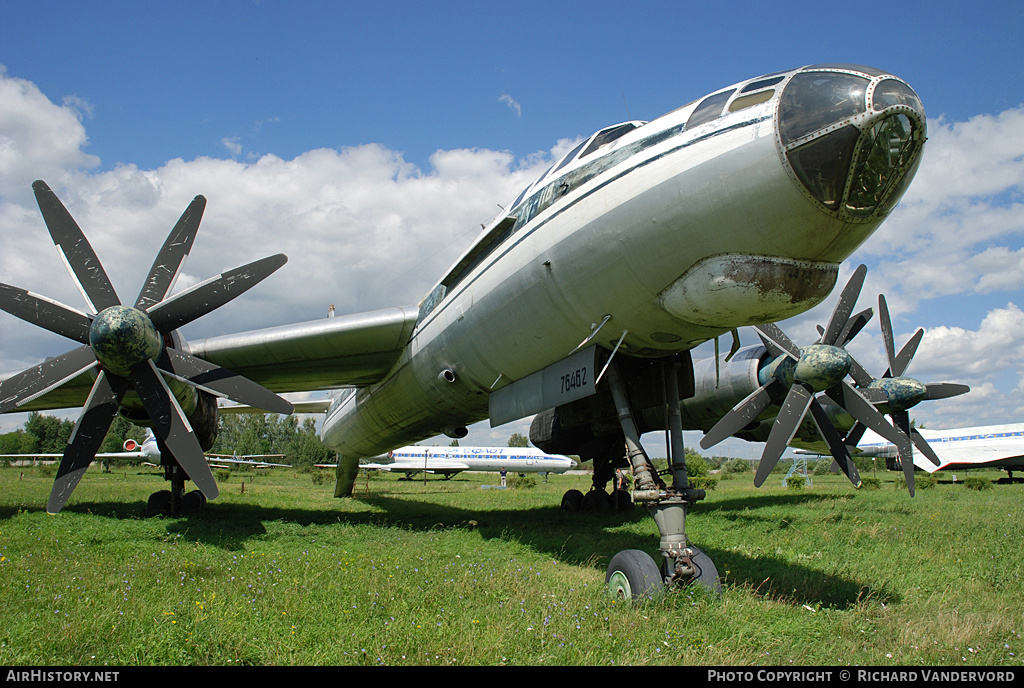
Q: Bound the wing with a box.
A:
[362,459,470,476]
[204,455,290,468]
[4,306,418,412]
[188,306,418,393]
[0,451,146,460]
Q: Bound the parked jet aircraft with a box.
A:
[0,436,156,464]
[1,432,290,513]
[360,445,576,479]
[2,63,949,599]
[818,423,1024,481]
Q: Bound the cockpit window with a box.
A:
[580,122,640,158]
[872,79,925,115]
[685,89,736,129]
[779,72,868,145]
[729,89,775,113]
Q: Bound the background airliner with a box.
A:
[360,445,576,479]
[835,423,1024,480]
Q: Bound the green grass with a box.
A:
[1,463,1022,666]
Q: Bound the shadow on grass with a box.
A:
[16,485,893,609]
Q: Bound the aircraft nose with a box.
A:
[777,65,926,218]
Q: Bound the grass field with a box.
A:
[1,462,1022,666]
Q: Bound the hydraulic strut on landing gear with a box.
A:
[602,356,722,602]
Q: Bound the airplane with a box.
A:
[0,435,157,466]
[2,63,952,600]
[2,430,291,503]
[358,445,577,479]
[805,423,1024,482]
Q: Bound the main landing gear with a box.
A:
[145,446,210,517]
[566,355,723,602]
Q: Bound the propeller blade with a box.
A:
[755,382,814,487]
[827,381,905,447]
[890,408,941,467]
[821,264,866,346]
[0,283,92,344]
[844,421,868,447]
[836,307,873,348]
[891,408,911,437]
[847,356,875,388]
[0,345,97,413]
[156,347,293,414]
[925,382,970,400]
[146,253,287,332]
[910,427,942,466]
[700,378,783,450]
[47,371,126,513]
[134,195,206,311]
[892,329,923,378]
[32,180,120,313]
[130,359,219,499]
[808,400,861,487]
[827,380,916,495]
[897,436,916,497]
[879,294,897,374]
[754,322,801,359]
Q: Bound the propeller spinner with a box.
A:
[0,181,293,513]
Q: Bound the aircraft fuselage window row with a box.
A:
[415,69,808,328]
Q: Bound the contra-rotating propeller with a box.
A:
[841,293,970,483]
[699,264,922,494]
[0,181,293,513]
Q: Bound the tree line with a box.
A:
[1,411,332,470]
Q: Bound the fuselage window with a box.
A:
[441,216,518,293]
[580,122,640,159]
[552,139,590,176]
[685,89,736,129]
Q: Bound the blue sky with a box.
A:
[2,0,1024,454]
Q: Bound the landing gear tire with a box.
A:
[606,549,665,603]
[561,489,584,512]
[581,489,610,513]
[146,490,172,517]
[182,490,208,515]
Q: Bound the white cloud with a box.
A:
[0,66,100,203]
[499,93,522,118]
[221,137,243,157]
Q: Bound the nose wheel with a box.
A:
[606,550,664,602]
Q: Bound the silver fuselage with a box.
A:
[322,64,927,458]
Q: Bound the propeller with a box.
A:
[0,181,293,513]
[842,293,970,485]
[700,264,918,493]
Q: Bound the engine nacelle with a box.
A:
[112,333,219,453]
[680,344,769,432]
[118,387,219,453]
